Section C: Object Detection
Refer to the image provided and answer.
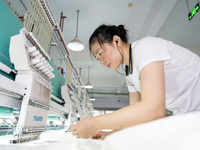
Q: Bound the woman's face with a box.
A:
[91,41,122,70]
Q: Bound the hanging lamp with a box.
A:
[89,89,95,101]
[85,66,93,89]
[67,10,84,51]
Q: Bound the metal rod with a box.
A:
[79,68,82,77]
[76,10,80,37]
[51,94,64,103]
[60,11,63,29]
[0,52,10,62]
[87,92,129,96]
[19,0,27,11]
[88,66,90,82]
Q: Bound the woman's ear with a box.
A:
[113,35,121,47]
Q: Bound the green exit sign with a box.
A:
[188,3,200,21]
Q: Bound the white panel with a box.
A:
[0,74,26,96]
[9,34,30,71]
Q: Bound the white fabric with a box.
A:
[102,111,200,150]
[0,130,103,150]
[126,37,200,114]
[1,111,200,150]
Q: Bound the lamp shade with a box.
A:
[85,82,93,89]
[68,10,84,51]
[89,88,95,101]
[67,37,84,51]
[89,97,95,101]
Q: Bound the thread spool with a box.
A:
[48,74,55,79]
[46,63,50,67]
[35,62,44,67]
[44,70,51,75]
[41,68,48,73]
[45,73,52,78]
[69,91,74,96]
[28,46,37,53]
[31,58,40,64]
[47,72,53,77]
[47,74,55,79]
[43,60,48,64]
[70,96,77,102]
[38,65,46,70]
[35,54,43,59]
[41,57,45,61]
[46,64,52,71]
[49,66,54,71]
[31,50,40,57]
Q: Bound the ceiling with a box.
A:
[5,0,200,110]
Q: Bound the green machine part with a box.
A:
[0,1,23,80]
[49,60,65,101]
[0,106,14,119]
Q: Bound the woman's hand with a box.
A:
[70,117,99,139]
[92,131,114,140]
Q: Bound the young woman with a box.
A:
[70,24,200,139]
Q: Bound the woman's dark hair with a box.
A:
[89,24,128,51]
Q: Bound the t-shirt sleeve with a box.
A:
[126,77,136,92]
[134,37,172,72]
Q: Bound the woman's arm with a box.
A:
[89,93,140,140]
[129,92,141,105]
[71,61,166,138]
[92,129,121,140]
[96,61,166,129]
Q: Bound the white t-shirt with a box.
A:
[126,37,200,115]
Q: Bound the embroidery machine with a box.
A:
[0,0,93,144]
